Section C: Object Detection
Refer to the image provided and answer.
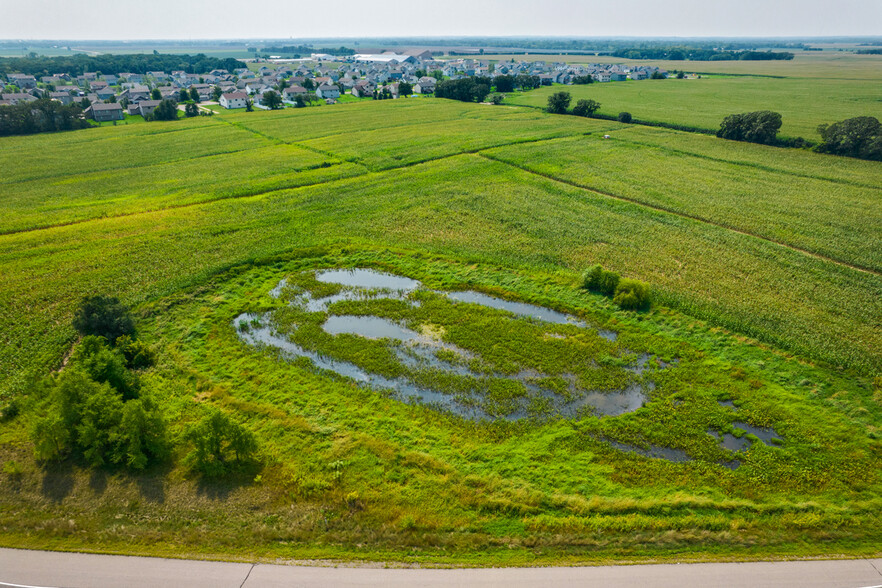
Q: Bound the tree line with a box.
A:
[0,54,246,77]
[611,48,794,61]
[258,45,354,57]
[0,99,91,136]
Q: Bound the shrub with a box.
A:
[115,335,155,369]
[581,264,620,296]
[617,111,633,123]
[184,408,259,477]
[72,295,135,341]
[613,278,652,310]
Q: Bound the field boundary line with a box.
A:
[615,137,882,191]
[478,152,882,277]
[0,135,572,237]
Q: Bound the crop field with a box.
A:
[0,97,880,564]
[505,76,882,140]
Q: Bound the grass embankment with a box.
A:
[0,98,880,563]
[1,249,880,563]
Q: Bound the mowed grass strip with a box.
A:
[505,76,882,140]
[483,134,882,273]
[2,155,880,399]
[1,145,365,234]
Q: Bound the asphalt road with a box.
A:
[2,548,881,588]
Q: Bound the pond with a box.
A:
[239,268,673,422]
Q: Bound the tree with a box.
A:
[245,99,253,112]
[617,111,633,123]
[185,102,199,117]
[294,95,306,108]
[73,295,135,341]
[815,116,882,161]
[151,88,161,100]
[676,71,686,79]
[189,87,200,103]
[572,75,594,85]
[302,78,314,90]
[613,278,651,310]
[261,90,283,109]
[184,408,259,477]
[397,81,413,96]
[572,98,600,117]
[211,86,222,101]
[494,75,515,93]
[71,336,140,400]
[151,99,178,121]
[546,91,571,114]
[489,93,504,105]
[650,70,666,79]
[717,110,782,145]
[179,88,189,102]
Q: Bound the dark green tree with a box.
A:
[261,90,283,109]
[617,111,633,123]
[494,75,515,92]
[815,116,882,161]
[72,295,135,341]
[189,87,200,103]
[613,278,652,310]
[717,111,782,145]
[397,81,413,96]
[151,88,161,100]
[151,99,178,121]
[179,88,189,102]
[572,98,600,117]
[185,102,199,117]
[546,91,571,114]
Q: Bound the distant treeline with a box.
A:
[335,38,812,52]
[0,54,246,77]
[0,99,91,136]
[855,49,882,54]
[259,45,354,56]
[611,48,794,61]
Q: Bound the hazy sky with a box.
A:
[2,0,880,40]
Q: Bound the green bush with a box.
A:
[613,278,652,310]
[184,408,259,477]
[72,336,140,400]
[72,294,135,341]
[581,264,620,296]
[30,369,167,468]
[617,111,633,123]
[115,334,155,369]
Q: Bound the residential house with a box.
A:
[7,74,37,89]
[220,92,249,109]
[49,91,73,105]
[137,100,162,118]
[85,102,124,121]
[414,77,436,94]
[0,93,37,105]
[282,86,307,101]
[315,84,340,99]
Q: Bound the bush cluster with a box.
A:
[582,264,651,310]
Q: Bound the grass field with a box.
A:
[1,97,880,564]
[505,76,882,140]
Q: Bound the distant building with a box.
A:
[315,84,340,99]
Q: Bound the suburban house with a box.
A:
[415,77,436,94]
[49,91,73,105]
[220,92,249,109]
[0,93,37,105]
[282,86,307,101]
[85,102,124,122]
[315,84,340,99]
[137,100,162,118]
[351,80,376,97]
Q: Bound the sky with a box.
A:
[1,0,880,40]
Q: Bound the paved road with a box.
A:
[1,548,881,588]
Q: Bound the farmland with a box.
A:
[0,97,880,565]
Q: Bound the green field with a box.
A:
[505,76,882,140]
[1,97,880,565]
